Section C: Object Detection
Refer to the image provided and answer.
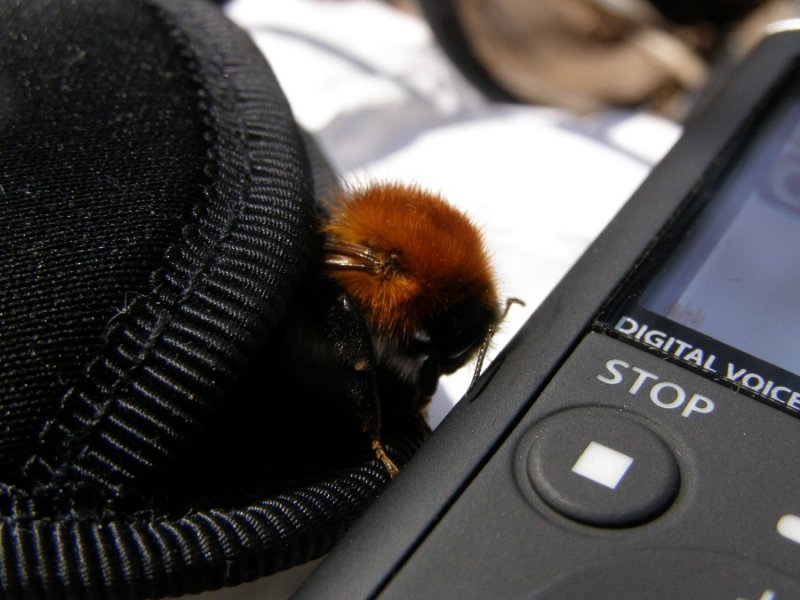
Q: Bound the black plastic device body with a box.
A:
[295,27,800,599]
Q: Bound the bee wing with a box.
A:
[323,239,383,273]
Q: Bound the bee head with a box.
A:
[424,297,500,373]
[322,182,500,368]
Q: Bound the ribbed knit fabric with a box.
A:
[0,0,429,597]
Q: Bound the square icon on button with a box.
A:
[571,441,634,490]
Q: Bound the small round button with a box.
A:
[526,407,679,527]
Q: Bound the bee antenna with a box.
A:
[501,297,526,318]
[466,297,525,394]
[467,329,494,393]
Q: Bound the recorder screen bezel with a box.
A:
[599,61,800,418]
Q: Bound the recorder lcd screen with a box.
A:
[603,72,800,415]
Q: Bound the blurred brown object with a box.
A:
[387,0,796,118]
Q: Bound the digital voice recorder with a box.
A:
[295,25,800,599]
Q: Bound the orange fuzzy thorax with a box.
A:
[322,183,498,339]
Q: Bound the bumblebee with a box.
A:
[274,183,501,477]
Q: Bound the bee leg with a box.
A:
[326,292,400,478]
[372,438,400,479]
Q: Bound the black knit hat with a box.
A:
[0,0,428,596]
